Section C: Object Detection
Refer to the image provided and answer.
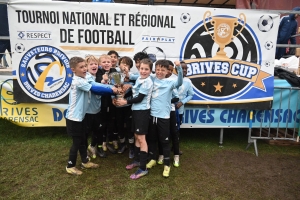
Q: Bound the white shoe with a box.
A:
[173,155,180,167]
[157,155,164,165]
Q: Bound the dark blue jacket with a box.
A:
[277,7,300,44]
[0,4,9,36]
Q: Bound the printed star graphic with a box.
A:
[68,73,72,77]
[232,83,237,88]
[213,82,223,92]
[21,73,25,77]
[201,82,205,87]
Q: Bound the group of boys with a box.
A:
[65,50,194,179]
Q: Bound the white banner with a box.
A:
[8,1,279,107]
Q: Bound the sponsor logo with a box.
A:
[141,35,175,43]
[18,45,72,102]
[17,31,52,40]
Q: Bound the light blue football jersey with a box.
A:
[86,73,101,114]
[65,75,92,122]
[178,77,194,114]
[150,66,183,118]
[131,76,153,110]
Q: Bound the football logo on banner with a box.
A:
[17,45,72,102]
[180,11,272,103]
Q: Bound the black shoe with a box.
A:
[179,150,183,155]
[97,147,107,158]
[118,143,127,154]
[107,143,117,154]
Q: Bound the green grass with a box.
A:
[0,118,299,200]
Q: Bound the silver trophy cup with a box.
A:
[108,72,126,99]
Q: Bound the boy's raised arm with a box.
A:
[174,60,183,88]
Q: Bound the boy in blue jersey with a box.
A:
[116,58,153,180]
[133,51,149,73]
[146,59,183,178]
[111,56,135,156]
[157,60,181,168]
[96,54,119,154]
[176,61,194,126]
[65,56,116,175]
[85,55,107,159]
[108,50,119,71]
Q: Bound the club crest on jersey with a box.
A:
[18,45,72,102]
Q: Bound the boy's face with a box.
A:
[135,59,141,70]
[139,63,151,79]
[119,61,130,73]
[166,65,174,78]
[72,61,87,78]
[100,58,112,71]
[110,53,118,67]
[181,63,188,77]
[155,65,168,80]
[87,60,98,76]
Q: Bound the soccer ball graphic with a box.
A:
[265,61,271,67]
[142,46,166,63]
[142,46,166,72]
[265,41,273,50]
[258,15,273,32]
[180,13,191,23]
[15,43,25,53]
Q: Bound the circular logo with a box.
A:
[180,15,261,101]
[18,45,72,102]
[217,23,231,38]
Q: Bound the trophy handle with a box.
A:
[203,11,213,38]
[234,13,246,38]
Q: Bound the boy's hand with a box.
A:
[122,84,132,93]
[112,98,117,106]
[102,73,109,83]
[116,98,127,106]
[176,102,183,109]
[112,87,118,94]
[174,60,180,67]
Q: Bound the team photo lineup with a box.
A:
[65,50,194,179]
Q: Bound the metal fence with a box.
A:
[246,86,300,156]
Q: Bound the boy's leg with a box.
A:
[170,111,180,155]
[107,106,118,153]
[146,116,158,169]
[157,118,171,166]
[116,107,127,153]
[157,118,171,177]
[99,110,108,151]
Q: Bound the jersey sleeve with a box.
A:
[181,82,194,104]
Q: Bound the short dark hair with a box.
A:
[180,61,186,65]
[108,50,119,57]
[119,56,133,68]
[166,60,174,67]
[140,58,153,70]
[70,56,85,69]
[155,59,169,69]
[133,52,149,62]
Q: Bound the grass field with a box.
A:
[0,118,300,200]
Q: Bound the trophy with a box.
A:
[108,72,126,99]
[203,11,246,58]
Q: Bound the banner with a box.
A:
[7,1,279,109]
[1,74,299,128]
